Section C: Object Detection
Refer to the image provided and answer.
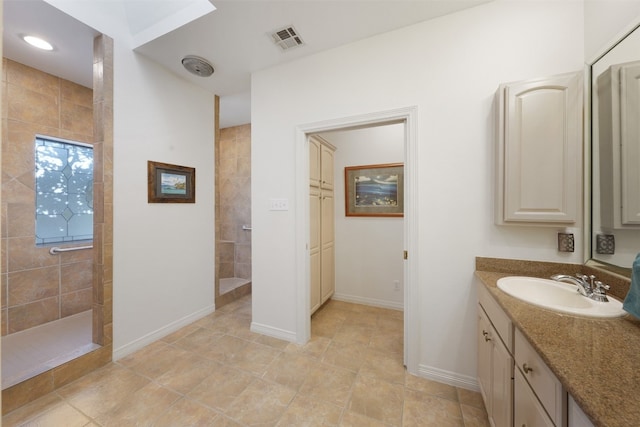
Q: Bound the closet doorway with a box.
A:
[295,107,419,373]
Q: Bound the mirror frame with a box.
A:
[585,20,640,279]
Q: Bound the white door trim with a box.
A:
[294,106,419,374]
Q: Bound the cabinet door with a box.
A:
[492,332,514,427]
[321,244,334,303]
[310,186,321,313]
[514,368,555,427]
[309,137,321,187]
[568,394,594,427]
[320,192,335,302]
[477,307,493,416]
[320,144,334,191]
[497,71,582,225]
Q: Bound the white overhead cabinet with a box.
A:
[309,136,336,314]
[495,72,583,226]
[598,60,640,228]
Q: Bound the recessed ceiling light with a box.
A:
[22,35,54,51]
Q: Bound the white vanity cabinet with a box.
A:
[495,72,582,226]
[477,283,514,427]
[514,328,566,427]
[568,395,594,427]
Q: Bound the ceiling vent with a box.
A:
[271,26,304,51]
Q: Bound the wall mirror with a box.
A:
[590,21,640,275]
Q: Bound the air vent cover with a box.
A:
[271,26,304,51]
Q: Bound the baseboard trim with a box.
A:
[332,293,403,311]
[417,364,479,392]
[113,304,215,360]
[250,322,298,343]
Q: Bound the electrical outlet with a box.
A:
[393,280,400,291]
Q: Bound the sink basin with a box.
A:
[496,276,627,318]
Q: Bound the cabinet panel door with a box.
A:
[320,144,334,190]
[477,307,493,416]
[514,369,555,427]
[321,193,334,245]
[321,244,334,303]
[492,333,514,427]
[310,187,321,313]
[499,72,582,224]
[310,250,321,313]
[310,138,321,187]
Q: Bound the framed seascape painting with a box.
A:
[148,161,196,203]
[344,163,404,217]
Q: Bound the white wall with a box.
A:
[44,1,216,359]
[251,0,584,386]
[320,124,404,310]
[584,0,640,61]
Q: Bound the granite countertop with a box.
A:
[475,258,640,427]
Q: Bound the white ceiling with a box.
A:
[3,0,491,128]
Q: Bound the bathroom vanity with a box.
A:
[476,257,640,427]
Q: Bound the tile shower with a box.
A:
[216,124,251,304]
[1,59,95,388]
[2,58,95,331]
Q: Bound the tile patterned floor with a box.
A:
[2,295,490,426]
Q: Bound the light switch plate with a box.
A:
[269,198,289,211]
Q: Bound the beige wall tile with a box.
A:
[7,203,34,238]
[8,237,57,271]
[6,60,59,98]
[4,119,36,180]
[1,391,63,427]
[8,296,59,333]
[61,288,92,317]
[61,102,93,136]
[219,262,234,278]
[60,79,93,108]
[235,244,251,264]
[8,265,59,306]
[1,273,7,309]
[61,260,93,293]
[7,85,59,128]
[3,177,35,206]
[1,371,55,415]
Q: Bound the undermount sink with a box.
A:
[497,276,627,318]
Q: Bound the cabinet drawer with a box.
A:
[477,281,513,351]
[515,329,566,426]
[514,368,555,427]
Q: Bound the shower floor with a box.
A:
[220,277,251,294]
[1,310,100,389]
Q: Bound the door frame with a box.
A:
[294,106,419,373]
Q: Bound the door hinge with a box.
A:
[403,250,408,260]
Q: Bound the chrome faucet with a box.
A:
[550,274,610,302]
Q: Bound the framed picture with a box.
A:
[345,163,404,217]
[148,161,196,203]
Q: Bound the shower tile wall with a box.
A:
[1,58,94,335]
[218,124,251,281]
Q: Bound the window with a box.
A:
[35,136,93,245]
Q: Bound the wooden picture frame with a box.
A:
[148,160,196,203]
[345,163,404,217]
